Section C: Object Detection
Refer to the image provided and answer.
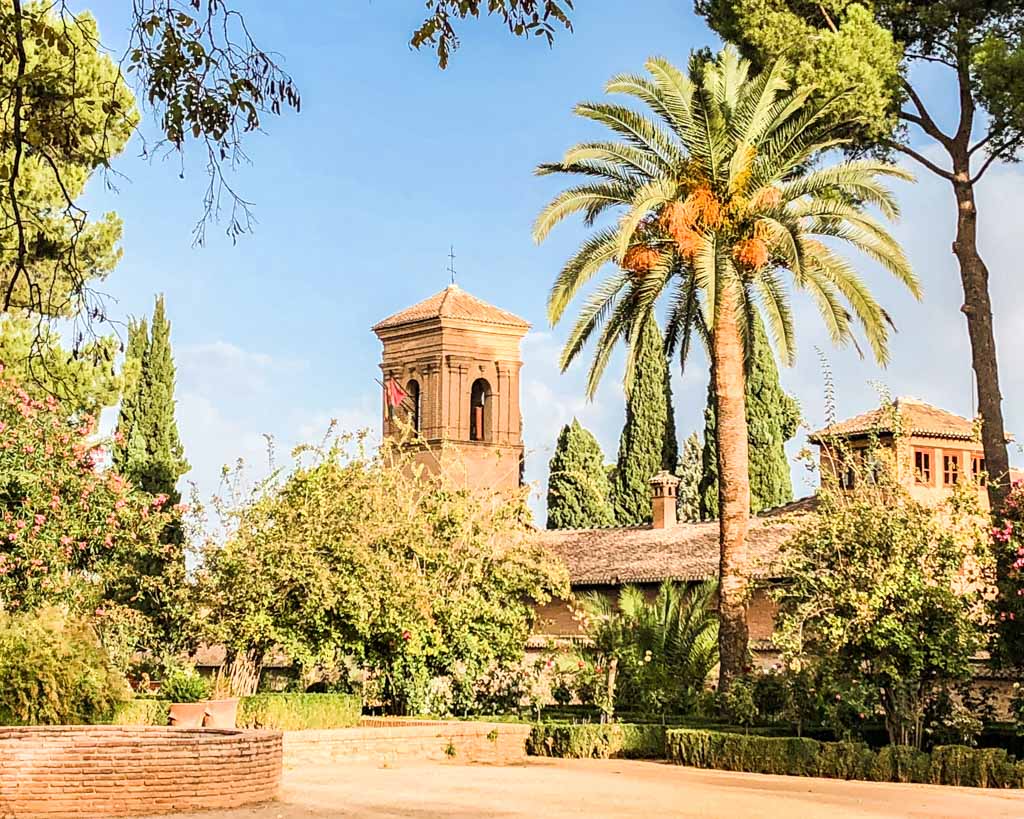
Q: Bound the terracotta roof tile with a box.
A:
[535,498,813,586]
[809,397,977,442]
[372,284,530,331]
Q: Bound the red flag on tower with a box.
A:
[383,377,408,420]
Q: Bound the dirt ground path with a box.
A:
[165,758,1024,818]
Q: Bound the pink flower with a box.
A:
[33,514,45,527]
[401,630,411,641]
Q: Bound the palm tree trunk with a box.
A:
[712,283,751,692]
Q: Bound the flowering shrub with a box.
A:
[775,467,991,748]
[197,431,568,711]
[992,481,1024,664]
[0,367,183,658]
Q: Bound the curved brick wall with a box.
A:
[0,726,282,818]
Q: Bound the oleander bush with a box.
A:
[666,729,1024,788]
[526,723,666,759]
[237,693,361,730]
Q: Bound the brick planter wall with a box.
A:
[283,719,531,766]
[0,726,282,818]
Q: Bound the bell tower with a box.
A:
[372,284,529,494]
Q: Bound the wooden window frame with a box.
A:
[943,452,961,486]
[913,449,932,485]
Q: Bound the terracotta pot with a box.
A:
[168,701,207,728]
[202,698,239,729]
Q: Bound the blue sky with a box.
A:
[77,1,1024,520]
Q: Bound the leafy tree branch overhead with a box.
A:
[0,0,576,332]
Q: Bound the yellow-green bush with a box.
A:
[237,693,361,730]
[526,724,665,759]
[667,729,1024,788]
[112,693,361,730]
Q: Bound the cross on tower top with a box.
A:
[447,245,456,285]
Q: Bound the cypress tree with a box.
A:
[132,295,189,499]
[113,317,148,474]
[611,315,678,525]
[699,316,800,519]
[546,419,616,529]
[676,432,702,523]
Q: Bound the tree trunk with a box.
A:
[950,159,1010,512]
[713,283,752,692]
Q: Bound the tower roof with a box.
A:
[808,397,978,442]
[372,284,530,333]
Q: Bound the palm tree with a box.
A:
[579,580,718,716]
[534,47,919,690]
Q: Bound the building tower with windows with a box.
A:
[371,284,529,494]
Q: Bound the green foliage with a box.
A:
[0,5,136,318]
[237,693,362,730]
[111,698,170,726]
[718,676,759,730]
[526,723,666,759]
[0,315,120,415]
[675,432,702,523]
[546,419,615,529]
[699,316,800,518]
[0,366,185,659]
[111,297,192,649]
[159,662,209,703]
[114,296,189,500]
[197,433,568,713]
[610,315,678,525]
[990,481,1024,664]
[774,466,991,748]
[666,728,1024,787]
[0,607,129,725]
[575,581,719,718]
[410,1,574,68]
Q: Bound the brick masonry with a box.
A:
[282,719,532,767]
[0,726,281,818]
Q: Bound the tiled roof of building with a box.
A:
[535,498,813,586]
[808,397,977,442]
[372,284,530,331]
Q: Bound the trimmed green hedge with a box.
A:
[111,693,361,730]
[237,693,361,730]
[527,724,666,759]
[667,729,1024,788]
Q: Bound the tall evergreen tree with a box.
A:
[111,296,191,648]
[546,419,616,530]
[699,317,799,519]
[611,315,678,525]
[676,433,702,524]
[115,296,189,500]
[113,317,148,475]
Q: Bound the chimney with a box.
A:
[649,470,680,529]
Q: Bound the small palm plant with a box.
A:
[577,580,718,718]
[535,46,919,689]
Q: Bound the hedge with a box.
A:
[111,693,362,730]
[237,693,361,730]
[527,723,666,759]
[666,729,1024,788]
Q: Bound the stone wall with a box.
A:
[283,719,531,767]
[0,726,281,818]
